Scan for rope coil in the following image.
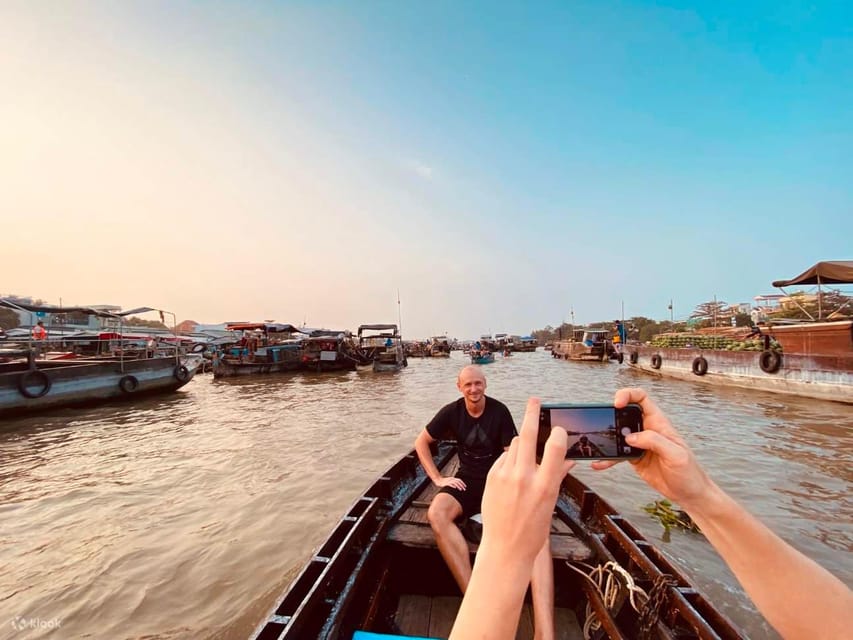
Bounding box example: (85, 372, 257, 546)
(567, 560, 675, 639)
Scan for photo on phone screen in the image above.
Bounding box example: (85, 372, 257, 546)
(537, 404, 644, 460)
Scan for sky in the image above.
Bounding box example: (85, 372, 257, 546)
(1, 1, 850, 338)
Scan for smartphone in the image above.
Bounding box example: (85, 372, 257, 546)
(538, 403, 644, 460)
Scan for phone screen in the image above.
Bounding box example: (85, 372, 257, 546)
(537, 404, 644, 459)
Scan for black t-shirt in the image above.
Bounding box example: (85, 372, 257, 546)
(425, 396, 517, 478)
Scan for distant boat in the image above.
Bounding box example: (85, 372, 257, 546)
(470, 351, 495, 365)
(357, 324, 407, 372)
(552, 328, 613, 362)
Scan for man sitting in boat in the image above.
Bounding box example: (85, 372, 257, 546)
(566, 435, 604, 458)
(414, 365, 556, 639)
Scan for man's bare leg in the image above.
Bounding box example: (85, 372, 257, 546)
(428, 493, 472, 592)
(530, 539, 555, 640)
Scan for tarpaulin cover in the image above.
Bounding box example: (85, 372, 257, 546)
(772, 261, 853, 287)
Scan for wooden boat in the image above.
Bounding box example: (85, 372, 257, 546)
(300, 333, 363, 372)
(552, 329, 613, 362)
(213, 323, 303, 379)
(0, 300, 201, 419)
(428, 336, 451, 358)
(358, 325, 408, 373)
(250, 443, 742, 639)
(626, 262, 853, 404)
(470, 351, 495, 365)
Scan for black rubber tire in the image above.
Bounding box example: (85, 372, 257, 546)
(651, 354, 662, 369)
(18, 370, 51, 398)
(617, 352, 624, 364)
(759, 350, 782, 374)
(191, 343, 206, 353)
(174, 365, 191, 382)
(119, 375, 139, 393)
(692, 356, 708, 376)
(629, 351, 639, 364)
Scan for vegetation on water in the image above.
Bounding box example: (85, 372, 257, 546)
(643, 499, 701, 541)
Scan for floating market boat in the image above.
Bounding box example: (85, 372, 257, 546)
(0, 299, 201, 420)
(358, 324, 407, 373)
(626, 261, 853, 404)
(249, 443, 742, 639)
(212, 323, 303, 379)
(552, 329, 614, 362)
(470, 351, 495, 365)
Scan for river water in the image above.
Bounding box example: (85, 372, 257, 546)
(1, 351, 850, 639)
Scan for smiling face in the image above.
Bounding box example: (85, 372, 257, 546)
(457, 365, 487, 406)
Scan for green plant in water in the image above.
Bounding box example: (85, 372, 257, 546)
(643, 499, 701, 542)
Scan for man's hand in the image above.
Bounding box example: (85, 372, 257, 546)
(591, 387, 716, 512)
(434, 476, 467, 491)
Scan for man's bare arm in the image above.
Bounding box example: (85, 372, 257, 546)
(414, 429, 466, 490)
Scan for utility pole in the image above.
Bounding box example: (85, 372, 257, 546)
(668, 299, 674, 324)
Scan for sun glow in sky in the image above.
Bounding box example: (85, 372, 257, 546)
(2, 2, 850, 338)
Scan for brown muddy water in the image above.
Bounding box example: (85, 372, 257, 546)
(1, 351, 850, 639)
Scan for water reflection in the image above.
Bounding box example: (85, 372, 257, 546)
(0, 350, 850, 639)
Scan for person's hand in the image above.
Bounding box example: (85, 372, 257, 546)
(434, 476, 466, 491)
(591, 388, 715, 511)
(479, 398, 575, 563)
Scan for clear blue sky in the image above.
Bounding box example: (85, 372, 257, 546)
(1, 1, 850, 337)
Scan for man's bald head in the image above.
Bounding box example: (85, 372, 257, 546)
(457, 365, 486, 385)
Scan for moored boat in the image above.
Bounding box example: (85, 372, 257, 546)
(249, 443, 742, 639)
(553, 329, 613, 362)
(213, 323, 303, 379)
(358, 324, 408, 373)
(625, 261, 853, 404)
(0, 299, 201, 419)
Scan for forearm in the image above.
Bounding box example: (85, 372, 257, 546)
(449, 544, 531, 640)
(688, 485, 853, 639)
(414, 436, 442, 483)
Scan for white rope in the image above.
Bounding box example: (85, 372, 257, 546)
(566, 560, 650, 639)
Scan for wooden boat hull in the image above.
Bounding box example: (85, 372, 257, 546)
(552, 341, 608, 362)
(213, 361, 301, 378)
(626, 345, 853, 404)
(250, 444, 742, 639)
(0, 356, 201, 420)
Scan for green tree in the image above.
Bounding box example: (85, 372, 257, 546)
(0, 308, 20, 329)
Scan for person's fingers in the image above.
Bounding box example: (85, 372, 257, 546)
(539, 426, 569, 481)
(626, 430, 686, 462)
(591, 460, 621, 471)
(503, 435, 520, 468)
(614, 388, 675, 436)
(516, 397, 541, 466)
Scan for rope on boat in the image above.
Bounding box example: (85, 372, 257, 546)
(567, 560, 671, 639)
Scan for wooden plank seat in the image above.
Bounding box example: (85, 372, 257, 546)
(390, 455, 593, 562)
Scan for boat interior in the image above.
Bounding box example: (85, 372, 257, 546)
(253, 444, 741, 640)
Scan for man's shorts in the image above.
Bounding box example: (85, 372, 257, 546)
(438, 473, 487, 520)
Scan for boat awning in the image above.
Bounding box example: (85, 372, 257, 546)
(772, 261, 853, 287)
(358, 324, 398, 332)
(225, 322, 302, 333)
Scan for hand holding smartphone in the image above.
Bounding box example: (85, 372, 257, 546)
(537, 403, 644, 460)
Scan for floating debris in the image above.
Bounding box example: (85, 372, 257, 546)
(643, 499, 701, 541)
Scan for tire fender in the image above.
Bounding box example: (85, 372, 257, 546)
(629, 351, 639, 364)
(174, 365, 191, 382)
(119, 375, 139, 393)
(759, 350, 782, 374)
(18, 370, 51, 398)
(692, 356, 708, 376)
(651, 354, 662, 370)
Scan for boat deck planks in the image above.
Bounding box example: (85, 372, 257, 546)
(395, 595, 583, 640)
(390, 453, 593, 562)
